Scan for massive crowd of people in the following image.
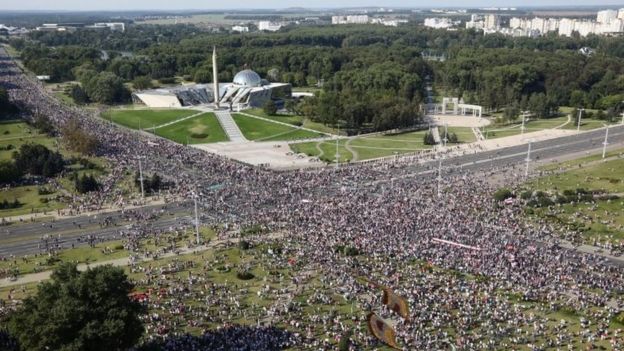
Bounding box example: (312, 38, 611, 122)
(1, 46, 623, 350)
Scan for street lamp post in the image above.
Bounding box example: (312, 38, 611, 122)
(577, 108, 584, 132)
(137, 157, 145, 199)
(525, 141, 532, 178)
(437, 157, 442, 198)
(602, 126, 609, 159)
(193, 194, 200, 245)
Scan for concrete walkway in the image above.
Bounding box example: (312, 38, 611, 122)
(215, 110, 247, 142)
(152, 111, 206, 130)
(237, 111, 333, 137)
(431, 126, 441, 144)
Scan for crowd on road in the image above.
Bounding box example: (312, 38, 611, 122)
(1, 48, 624, 350)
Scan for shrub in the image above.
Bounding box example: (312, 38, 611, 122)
(236, 270, 255, 280)
(239, 240, 251, 250)
(493, 188, 514, 201)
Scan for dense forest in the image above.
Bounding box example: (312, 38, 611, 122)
(10, 23, 624, 131)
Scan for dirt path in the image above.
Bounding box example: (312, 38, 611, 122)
(315, 141, 325, 159)
(345, 138, 359, 162)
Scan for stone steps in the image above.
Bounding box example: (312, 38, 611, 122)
(215, 110, 247, 142)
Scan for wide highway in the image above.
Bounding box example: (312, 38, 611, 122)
(1, 124, 623, 257)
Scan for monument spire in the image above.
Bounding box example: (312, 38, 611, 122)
(212, 46, 220, 108)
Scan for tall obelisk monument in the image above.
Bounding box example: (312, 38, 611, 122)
(212, 46, 220, 109)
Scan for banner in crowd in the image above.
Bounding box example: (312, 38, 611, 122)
(367, 313, 401, 350)
(382, 288, 410, 321)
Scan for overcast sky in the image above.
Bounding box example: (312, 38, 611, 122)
(1, 1, 623, 11)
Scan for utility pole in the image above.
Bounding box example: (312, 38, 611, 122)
(335, 124, 340, 169)
(602, 126, 609, 159)
(437, 157, 442, 198)
(521, 112, 526, 135)
(193, 194, 200, 245)
(138, 157, 145, 199)
(577, 108, 584, 131)
(525, 141, 532, 178)
(443, 123, 448, 147)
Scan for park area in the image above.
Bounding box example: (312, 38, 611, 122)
(102, 109, 230, 144)
(523, 148, 624, 245)
(1, 223, 622, 350)
(290, 127, 475, 163)
(0, 120, 124, 217)
(232, 113, 324, 142)
(481, 106, 616, 140)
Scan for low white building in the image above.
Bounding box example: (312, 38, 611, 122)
(258, 21, 284, 31)
(424, 18, 456, 29)
(331, 15, 370, 25)
(232, 25, 249, 33)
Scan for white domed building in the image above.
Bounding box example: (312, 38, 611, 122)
(132, 68, 292, 109)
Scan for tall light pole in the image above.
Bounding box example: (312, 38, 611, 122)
(137, 157, 145, 199)
(525, 141, 532, 178)
(335, 124, 340, 169)
(437, 157, 442, 198)
(602, 126, 609, 159)
(577, 108, 584, 132)
(193, 194, 200, 245)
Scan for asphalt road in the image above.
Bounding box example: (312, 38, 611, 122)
(1, 125, 623, 257)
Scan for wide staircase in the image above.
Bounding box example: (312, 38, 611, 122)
(431, 126, 442, 144)
(215, 110, 247, 142)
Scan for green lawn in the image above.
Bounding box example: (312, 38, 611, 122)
(291, 130, 441, 163)
(151, 113, 229, 144)
(232, 114, 322, 141)
(102, 109, 200, 130)
(529, 158, 624, 194)
(0, 120, 57, 161)
(525, 156, 624, 244)
(482, 116, 570, 139)
(243, 109, 337, 135)
(244, 108, 303, 126)
(0, 185, 64, 217)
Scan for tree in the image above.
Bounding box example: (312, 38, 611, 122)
(132, 76, 153, 91)
(0, 87, 18, 119)
(61, 118, 100, 155)
(70, 84, 89, 105)
(0, 160, 22, 184)
(75, 174, 100, 193)
(12, 144, 64, 177)
(7, 263, 144, 351)
(423, 131, 437, 145)
(84, 72, 130, 104)
(263, 100, 278, 116)
(193, 69, 212, 84)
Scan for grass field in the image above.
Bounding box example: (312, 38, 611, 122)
(1, 230, 620, 350)
(482, 116, 570, 139)
(0, 121, 126, 218)
(102, 109, 200, 131)
(232, 114, 322, 141)
(242, 109, 337, 135)
(290, 128, 477, 163)
(525, 154, 624, 244)
(0, 120, 57, 161)
(151, 113, 229, 144)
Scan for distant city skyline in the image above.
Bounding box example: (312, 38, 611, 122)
(1, 0, 624, 11)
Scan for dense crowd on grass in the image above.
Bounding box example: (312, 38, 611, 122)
(1, 46, 624, 350)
